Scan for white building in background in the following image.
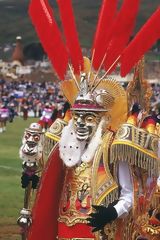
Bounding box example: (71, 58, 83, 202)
(16, 66, 32, 75)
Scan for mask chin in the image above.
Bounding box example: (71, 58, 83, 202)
(76, 133, 89, 141)
(75, 125, 96, 141)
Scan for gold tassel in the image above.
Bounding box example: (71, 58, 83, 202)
(111, 144, 159, 177)
(44, 137, 55, 157)
(103, 188, 119, 206)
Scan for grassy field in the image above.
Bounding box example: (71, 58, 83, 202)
(0, 117, 37, 240)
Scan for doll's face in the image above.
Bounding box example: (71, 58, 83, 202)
(72, 111, 102, 141)
(20, 130, 43, 162)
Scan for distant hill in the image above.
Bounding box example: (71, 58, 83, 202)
(0, 0, 159, 48)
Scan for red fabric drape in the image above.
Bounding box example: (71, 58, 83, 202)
(28, 145, 65, 240)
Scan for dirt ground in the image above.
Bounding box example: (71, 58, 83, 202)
(0, 224, 21, 240)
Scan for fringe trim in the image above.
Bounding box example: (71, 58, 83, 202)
(111, 144, 159, 177)
(44, 136, 55, 157)
(101, 188, 119, 207)
(151, 194, 160, 209)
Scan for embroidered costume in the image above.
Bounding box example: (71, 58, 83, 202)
(18, 0, 160, 239)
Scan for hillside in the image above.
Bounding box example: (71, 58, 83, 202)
(0, 0, 159, 47)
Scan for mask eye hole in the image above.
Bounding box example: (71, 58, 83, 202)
(25, 132, 31, 140)
(85, 115, 95, 123)
(33, 135, 40, 142)
(73, 114, 78, 121)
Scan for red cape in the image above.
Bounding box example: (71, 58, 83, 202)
(28, 145, 65, 240)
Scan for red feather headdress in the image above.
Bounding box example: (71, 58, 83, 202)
(120, 7, 160, 77)
(29, 0, 83, 79)
(57, 0, 84, 74)
(92, 0, 140, 73)
(29, 0, 160, 82)
(92, 0, 118, 70)
(29, 0, 68, 80)
(103, 0, 140, 73)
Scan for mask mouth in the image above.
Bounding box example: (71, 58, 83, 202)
(22, 148, 37, 156)
(22, 142, 38, 156)
(24, 151, 36, 156)
(76, 127, 89, 134)
(26, 141, 37, 148)
(76, 127, 90, 141)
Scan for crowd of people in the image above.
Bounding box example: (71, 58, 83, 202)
(0, 79, 70, 132)
(0, 78, 159, 133)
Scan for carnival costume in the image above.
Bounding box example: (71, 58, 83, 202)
(39, 103, 53, 131)
(18, 0, 160, 239)
(18, 123, 44, 239)
(0, 105, 9, 133)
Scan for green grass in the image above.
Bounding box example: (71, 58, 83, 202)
(0, 117, 37, 239)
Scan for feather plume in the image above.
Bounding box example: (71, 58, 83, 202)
(120, 7, 160, 77)
(28, 0, 68, 80)
(92, 0, 118, 70)
(57, 0, 84, 74)
(104, 0, 140, 73)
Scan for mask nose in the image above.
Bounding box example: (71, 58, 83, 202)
(77, 117, 85, 127)
(27, 135, 34, 142)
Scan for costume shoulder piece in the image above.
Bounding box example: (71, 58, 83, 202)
(44, 117, 68, 157)
(45, 118, 68, 142)
(45, 108, 71, 153)
(111, 122, 159, 176)
(110, 59, 160, 177)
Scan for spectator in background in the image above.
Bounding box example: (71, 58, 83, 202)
(0, 103, 9, 133)
(39, 102, 53, 131)
(22, 103, 29, 120)
(8, 102, 16, 122)
(0, 79, 159, 124)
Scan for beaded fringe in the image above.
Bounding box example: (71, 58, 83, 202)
(111, 144, 159, 177)
(44, 137, 55, 157)
(103, 188, 119, 207)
